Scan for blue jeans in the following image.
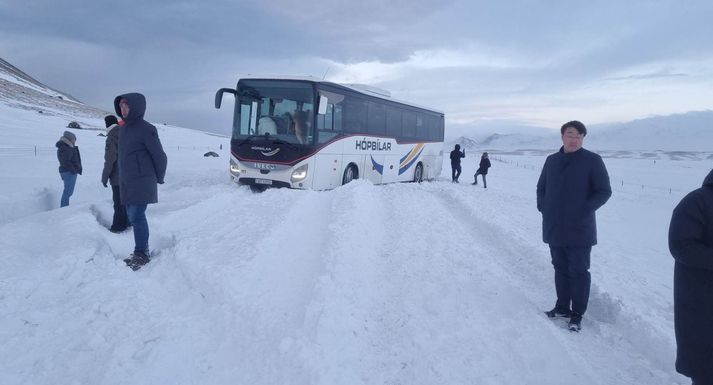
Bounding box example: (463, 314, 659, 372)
(126, 204, 149, 253)
(60, 171, 77, 207)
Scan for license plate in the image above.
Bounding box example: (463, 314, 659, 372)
(254, 178, 273, 185)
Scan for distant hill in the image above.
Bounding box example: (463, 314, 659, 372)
(0, 57, 109, 128)
(588, 110, 713, 151)
(448, 110, 713, 152)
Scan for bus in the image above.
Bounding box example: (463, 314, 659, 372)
(215, 76, 444, 190)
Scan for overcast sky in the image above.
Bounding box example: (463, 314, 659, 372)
(2, 0, 712, 136)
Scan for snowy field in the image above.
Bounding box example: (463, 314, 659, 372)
(1, 106, 709, 384)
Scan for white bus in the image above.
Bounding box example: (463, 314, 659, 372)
(215, 76, 444, 190)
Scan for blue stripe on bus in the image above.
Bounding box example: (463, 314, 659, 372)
(399, 147, 423, 175)
(370, 155, 384, 175)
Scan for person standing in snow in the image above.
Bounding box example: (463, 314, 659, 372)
(668, 169, 713, 385)
(56, 130, 82, 207)
(101, 115, 128, 233)
(472, 152, 491, 188)
(537, 120, 611, 332)
(450, 144, 465, 183)
(115, 93, 167, 270)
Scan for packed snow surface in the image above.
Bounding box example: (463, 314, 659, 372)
(1, 105, 706, 384)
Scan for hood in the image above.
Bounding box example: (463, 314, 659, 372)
(114, 93, 146, 122)
(703, 169, 713, 187)
(56, 138, 73, 148)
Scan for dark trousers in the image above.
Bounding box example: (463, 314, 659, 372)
(110, 185, 128, 231)
(451, 165, 461, 181)
(550, 245, 592, 315)
(474, 171, 487, 188)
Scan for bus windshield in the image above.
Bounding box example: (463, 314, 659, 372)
(233, 80, 314, 145)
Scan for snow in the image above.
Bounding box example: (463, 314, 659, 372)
(0, 101, 706, 384)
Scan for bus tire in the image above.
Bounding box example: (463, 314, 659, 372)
(413, 163, 424, 183)
(342, 164, 358, 185)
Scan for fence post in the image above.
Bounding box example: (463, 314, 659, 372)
(34, 145, 37, 157)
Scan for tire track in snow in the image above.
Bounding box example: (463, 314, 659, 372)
(426, 182, 681, 384)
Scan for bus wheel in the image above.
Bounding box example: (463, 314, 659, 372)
(342, 165, 358, 185)
(413, 163, 424, 183)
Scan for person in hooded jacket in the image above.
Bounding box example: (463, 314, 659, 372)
(101, 115, 128, 233)
(56, 130, 82, 207)
(669, 169, 713, 385)
(115, 93, 167, 270)
(537, 120, 611, 332)
(472, 152, 491, 188)
(449, 144, 465, 183)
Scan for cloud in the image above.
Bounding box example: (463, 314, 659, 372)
(1, 0, 713, 134)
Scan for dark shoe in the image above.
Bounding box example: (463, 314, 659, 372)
(109, 227, 127, 234)
(124, 251, 151, 271)
(472, 181, 477, 185)
(568, 313, 582, 332)
(545, 306, 572, 318)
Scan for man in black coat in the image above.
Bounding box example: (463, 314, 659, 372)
(669, 169, 713, 385)
(101, 115, 128, 233)
(449, 144, 465, 183)
(115, 93, 167, 270)
(537, 120, 611, 331)
(472, 152, 491, 188)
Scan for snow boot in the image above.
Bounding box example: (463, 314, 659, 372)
(124, 251, 151, 271)
(545, 306, 572, 318)
(568, 312, 582, 332)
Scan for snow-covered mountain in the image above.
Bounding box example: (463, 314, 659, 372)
(0, 57, 108, 129)
(451, 110, 713, 152)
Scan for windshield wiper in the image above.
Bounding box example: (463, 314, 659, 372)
(270, 138, 299, 150)
(236, 134, 264, 147)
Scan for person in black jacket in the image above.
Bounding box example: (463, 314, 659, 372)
(115, 93, 167, 270)
(537, 120, 611, 331)
(472, 152, 491, 188)
(101, 115, 128, 233)
(56, 130, 82, 207)
(669, 169, 713, 385)
(449, 144, 465, 183)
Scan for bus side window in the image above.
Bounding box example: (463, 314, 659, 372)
(386, 106, 402, 139)
(416, 113, 427, 140)
(344, 97, 367, 133)
(367, 102, 386, 136)
(318, 103, 342, 144)
(403, 111, 416, 138)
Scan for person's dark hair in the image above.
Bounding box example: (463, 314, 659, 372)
(561, 120, 587, 136)
(104, 115, 119, 128)
(455, 144, 461, 150)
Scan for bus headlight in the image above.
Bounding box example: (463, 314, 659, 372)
(230, 159, 241, 176)
(291, 164, 308, 183)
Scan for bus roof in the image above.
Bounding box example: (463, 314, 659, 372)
(237, 75, 444, 115)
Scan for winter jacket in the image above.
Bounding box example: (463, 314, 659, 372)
(669, 169, 713, 382)
(450, 149, 465, 166)
(476, 157, 491, 175)
(101, 124, 120, 186)
(536, 146, 611, 246)
(114, 93, 167, 205)
(56, 139, 82, 175)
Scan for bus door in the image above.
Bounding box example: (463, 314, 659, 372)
(314, 94, 344, 189)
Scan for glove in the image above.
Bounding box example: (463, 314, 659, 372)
(102, 181, 108, 188)
(157, 180, 165, 185)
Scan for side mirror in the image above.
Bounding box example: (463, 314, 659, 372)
(215, 88, 236, 109)
(317, 95, 328, 115)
